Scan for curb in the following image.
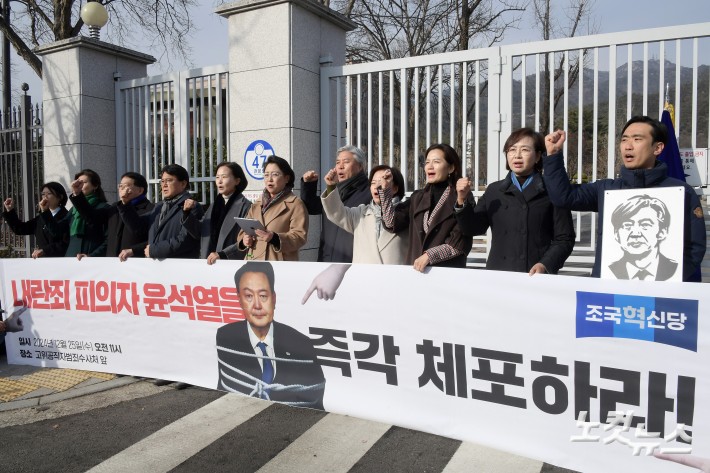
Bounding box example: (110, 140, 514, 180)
(0, 376, 140, 412)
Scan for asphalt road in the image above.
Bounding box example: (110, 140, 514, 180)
(0, 381, 578, 473)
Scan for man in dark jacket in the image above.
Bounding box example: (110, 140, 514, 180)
(543, 115, 706, 281)
(301, 145, 371, 262)
(70, 172, 155, 258)
(122, 164, 203, 260)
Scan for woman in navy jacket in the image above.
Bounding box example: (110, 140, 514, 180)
(455, 128, 575, 275)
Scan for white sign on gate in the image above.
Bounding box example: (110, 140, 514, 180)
(243, 140, 275, 180)
(680, 148, 708, 187)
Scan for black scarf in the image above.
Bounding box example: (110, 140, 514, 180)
(337, 171, 368, 203)
(208, 193, 237, 252)
(428, 181, 449, 213)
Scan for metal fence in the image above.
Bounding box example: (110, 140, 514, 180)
(320, 22, 710, 275)
(115, 65, 230, 205)
(0, 95, 44, 257)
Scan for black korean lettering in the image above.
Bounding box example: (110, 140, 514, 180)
(599, 366, 643, 427)
(647, 372, 695, 444)
(530, 356, 569, 415)
(309, 327, 352, 377)
(352, 333, 400, 385)
(416, 340, 467, 397)
(470, 347, 525, 408)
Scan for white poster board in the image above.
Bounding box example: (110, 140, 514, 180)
(601, 187, 684, 282)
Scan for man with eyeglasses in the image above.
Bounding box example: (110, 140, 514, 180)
(70, 172, 155, 259)
(127, 164, 203, 260)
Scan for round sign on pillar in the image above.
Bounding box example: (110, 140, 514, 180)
(244, 140, 275, 180)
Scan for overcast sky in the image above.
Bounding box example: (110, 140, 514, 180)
(11, 0, 710, 103)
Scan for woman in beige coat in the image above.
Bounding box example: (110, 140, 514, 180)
(238, 156, 308, 261)
(321, 165, 408, 265)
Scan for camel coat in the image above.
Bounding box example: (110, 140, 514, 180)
(237, 191, 308, 261)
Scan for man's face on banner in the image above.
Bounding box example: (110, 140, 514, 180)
(238, 271, 276, 334)
(615, 206, 666, 256)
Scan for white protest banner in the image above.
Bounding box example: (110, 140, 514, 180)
(0, 258, 707, 473)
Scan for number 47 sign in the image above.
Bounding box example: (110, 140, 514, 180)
(243, 140, 275, 180)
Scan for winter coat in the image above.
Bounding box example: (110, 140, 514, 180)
(455, 172, 575, 274)
(3, 207, 69, 257)
(301, 172, 371, 262)
(543, 152, 706, 280)
(321, 188, 408, 265)
(182, 193, 252, 259)
(237, 191, 308, 261)
(386, 184, 473, 268)
(70, 192, 155, 257)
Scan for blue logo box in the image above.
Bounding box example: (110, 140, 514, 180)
(576, 291, 698, 352)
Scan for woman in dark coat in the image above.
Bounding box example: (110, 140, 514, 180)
(47, 169, 110, 258)
(454, 127, 575, 274)
(380, 143, 473, 271)
(2, 182, 69, 258)
(182, 161, 251, 263)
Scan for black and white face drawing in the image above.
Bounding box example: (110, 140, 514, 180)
(601, 187, 684, 282)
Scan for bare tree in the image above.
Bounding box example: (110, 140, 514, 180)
(0, 0, 200, 78)
(327, 0, 524, 184)
(533, 0, 598, 132)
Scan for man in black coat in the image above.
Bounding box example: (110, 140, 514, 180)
(70, 172, 155, 258)
(216, 261, 326, 409)
(301, 145, 371, 262)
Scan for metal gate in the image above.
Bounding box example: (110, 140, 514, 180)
(320, 22, 710, 274)
(0, 94, 44, 257)
(115, 65, 229, 204)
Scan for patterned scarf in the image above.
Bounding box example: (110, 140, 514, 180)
(261, 188, 289, 214)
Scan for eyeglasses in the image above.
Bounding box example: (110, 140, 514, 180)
(506, 147, 535, 156)
(118, 184, 135, 190)
(262, 172, 283, 179)
(160, 178, 177, 185)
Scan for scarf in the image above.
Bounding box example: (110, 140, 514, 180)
(511, 171, 536, 192)
(208, 193, 237, 252)
(158, 192, 185, 226)
(261, 187, 290, 214)
(70, 192, 99, 237)
(428, 181, 449, 213)
(128, 194, 148, 207)
(337, 171, 368, 203)
(372, 196, 400, 240)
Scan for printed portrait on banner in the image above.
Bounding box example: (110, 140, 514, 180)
(215, 261, 326, 410)
(600, 187, 684, 282)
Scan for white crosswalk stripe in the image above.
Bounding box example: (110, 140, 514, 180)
(257, 413, 391, 473)
(86, 394, 270, 473)
(81, 389, 563, 473)
(443, 442, 543, 473)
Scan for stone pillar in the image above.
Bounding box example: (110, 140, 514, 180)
(36, 38, 155, 201)
(217, 0, 355, 260)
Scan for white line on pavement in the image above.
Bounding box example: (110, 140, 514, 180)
(442, 441, 543, 473)
(257, 413, 391, 473)
(87, 393, 270, 473)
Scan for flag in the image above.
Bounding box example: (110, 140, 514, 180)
(658, 109, 686, 182)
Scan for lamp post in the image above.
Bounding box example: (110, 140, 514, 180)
(80, 1, 109, 40)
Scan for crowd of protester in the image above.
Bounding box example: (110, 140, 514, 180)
(1, 115, 706, 282)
